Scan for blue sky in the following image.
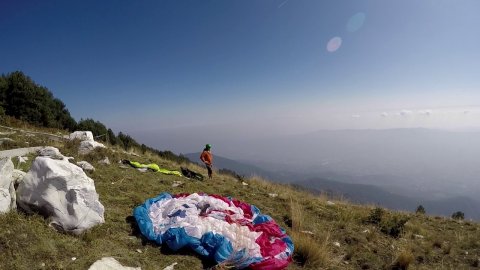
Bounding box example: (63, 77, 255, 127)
(1, 0, 479, 137)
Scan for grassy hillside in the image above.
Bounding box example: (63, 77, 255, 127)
(295, 178, 480, 221)
(1, 123, 480, 270)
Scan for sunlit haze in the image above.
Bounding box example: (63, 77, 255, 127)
(1, 1, 479, 137)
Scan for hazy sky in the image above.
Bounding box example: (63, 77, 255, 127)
(1, 0, 479, 136)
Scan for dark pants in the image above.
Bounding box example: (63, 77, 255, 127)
(206, 164, 212, 178)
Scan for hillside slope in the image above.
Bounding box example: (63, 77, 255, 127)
(1, 124, 479, 270)
(296, 178, 480, 220)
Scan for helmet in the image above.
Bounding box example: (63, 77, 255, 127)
(206, 144, 212, 149)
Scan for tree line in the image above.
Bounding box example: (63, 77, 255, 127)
(0, 71, 186, 163)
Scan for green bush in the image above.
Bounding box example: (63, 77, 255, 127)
(451, 211, 465, 220)
(365, 207, 384, 225)
(415, 205, 426, 215)
(380, 214, 409, 238)
(365, 208, 409, 238)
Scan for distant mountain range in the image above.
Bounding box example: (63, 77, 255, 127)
(184, 152, 480, 220)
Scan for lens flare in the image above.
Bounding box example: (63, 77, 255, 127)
(347, 12, 366, 32)
(326, 37, 342, 52)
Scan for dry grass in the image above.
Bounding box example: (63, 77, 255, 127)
(2, 122, 480, 270)
(391, 249, 414, 269)
(290, 230, 332, 269)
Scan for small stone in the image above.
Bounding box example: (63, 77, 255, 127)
(300, 230, 314, 235)
(333, 241, 341, 247)
(362, 229, 370, 233)
(242, 182, 248, 186)
(172, 181, 184, 187)
(41, 263, 46, 267)
(77, 161, 95, 172)
(72, 257, 77, 261)
(136, 249, 142, 253)
(99, 157, 110, 165)
(268, 193, 278, 198)
(413, 234, 424, 239)
(326, 201, 335, 205)
(163, 262, 178, 270)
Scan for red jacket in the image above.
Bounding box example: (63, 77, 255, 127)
(200, 150, 213, 165)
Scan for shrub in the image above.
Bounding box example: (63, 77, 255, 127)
(291, 231, 331, 268)
(451, 211, 464, 220)
(365, 207, 384, 225)
(415, 205, 425, 215)
(290, 200, 305, 231)
(391, 250, 414, 270)
(380, 214, 410, 238)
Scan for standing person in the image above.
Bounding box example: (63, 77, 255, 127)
(200, 144, 213, 179)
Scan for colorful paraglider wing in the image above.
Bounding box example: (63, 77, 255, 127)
(133, 193, 293, 269)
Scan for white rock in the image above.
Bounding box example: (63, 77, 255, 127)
(300, 230, 314, 235)
(333, 241, 341, 247)
(413, 234, 424, 239)
(77, 161, 95, 172)
(172, 181, 183, 187)
(17, 156, 28, 166)
(326, 201, 335, 206)
(17, 156, 105, 235)
(0, 188, 11, 213)
(88, 257, 141, 270)
(99, 157, 110, 165)
(268, 193, 278, 198)
(37, 147, 64, 159)
(12, 169, 26, 185)
(78, 140, 106, 155)
(163, 262, 178, 270)
(0, 147, 43, 159)
(69, 131, 94, 142)
(71, 257, 77, 261)
(0, 158, 14, 189)
(362, 229, 370, 233)
(242, 182, 249, 186)
(0, 158, 15, 213)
